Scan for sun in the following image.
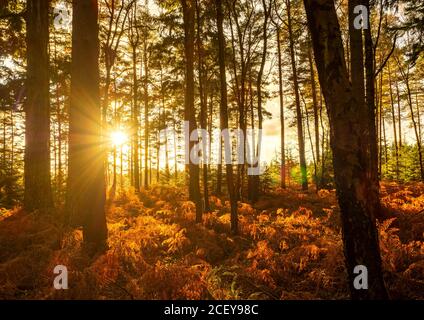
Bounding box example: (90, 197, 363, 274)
(110, 130, 128, 146)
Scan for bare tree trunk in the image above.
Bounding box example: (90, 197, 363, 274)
(396, 79, 402, 147)
(303, 0, 388, 299)
(250, 0, 270, 202)
(229, 2, 247, 201)
(215, 0, 238, 234)
(143, 3, 150, 189)
(364, 0, 381, 217)
(182, 0, 203, 223)
(132, 45, 140, 191)
(308, 35, 320, 188)
(24, 0, 53, 211)
(277, 27, 286, 189)
(66, 0, 107, 250)
(287, 0, 307, 191)
(196, 0, 210, 211)
(387, 63, 399, 180)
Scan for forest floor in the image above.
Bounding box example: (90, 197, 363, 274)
(0, 182, 423, 300)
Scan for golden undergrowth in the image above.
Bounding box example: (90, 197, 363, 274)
(0, 182, 423, 300)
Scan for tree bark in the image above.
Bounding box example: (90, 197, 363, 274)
(250, 0, 270, 202)
(277, 27, 286, 189)
(215, 0, 238, 234)
(182, 0, 203, 223)
(132, 45, 140, 191)
(287, 0, 307, 191)
(66, 0, 107, 250)
(308, 35, 320, 189)
(143, 2, 150, 189)
(196, 0, 210, 212)
(303, 0, 388, 299)
(387, 63, 399, 180)
(363, 0, 382, 217)
(24, 0, 53, 211)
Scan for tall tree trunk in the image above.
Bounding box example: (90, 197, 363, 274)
(196, 0, 210, 211)
(182, 0, 203, 223)
(277, 27, 286, 189)
(364, 0, 381, 216)
(132, 45, 140, 191)
(215, 0, 238, 234)
(67, 0, 107, 250)
(395, 79, 402, 147)
(378, 70, 387, 174)
(302, 94, 317, 191)
(387, 63, 399, 180)
(143, 9, 150, 189)
(348, 0, 365, 103)
(303, 0, 388, 299)
(24, 0, 53, 211)
(287, 0, 307, 191)
(250, 0, 270, 202)
(308, 35, 320, 188)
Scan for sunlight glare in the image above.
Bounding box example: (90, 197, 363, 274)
(110, 130, 128, 146)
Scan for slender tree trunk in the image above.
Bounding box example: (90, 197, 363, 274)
(348, 0, 365, 103)
(378, 69, 387, 174)
(287, 0, 307, 190)
(250, 0, 270, 202)
(132, 46, 140, 191)
(196, 0, 210, 211)
(143, 54, 150, 189)
(416, 87, 423, 174)
(143, 20, 150, 189)
(302, 94, 317, 191)
(387, 63, 399, 180)
(378, 74, 382, 177)
(182, 0, 203, 223)
(304, 0, 388, 299)
(24, 0, 53, 211)
(277, 27, 286, 189)
(308, 35, 320, 188)
(247, 67, 256, 200)
(395, 79, 402, 147)
(364, 0, 381, 217)
(66, 0, 107, 250)
(215, 0, 238, 234)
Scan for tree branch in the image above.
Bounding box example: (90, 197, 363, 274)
(374, 34, 397, 78)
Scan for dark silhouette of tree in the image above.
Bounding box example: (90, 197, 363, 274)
(66, 0, 108, 251)
(303, 0, 388, 299)
(24, 0, 53, 211)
